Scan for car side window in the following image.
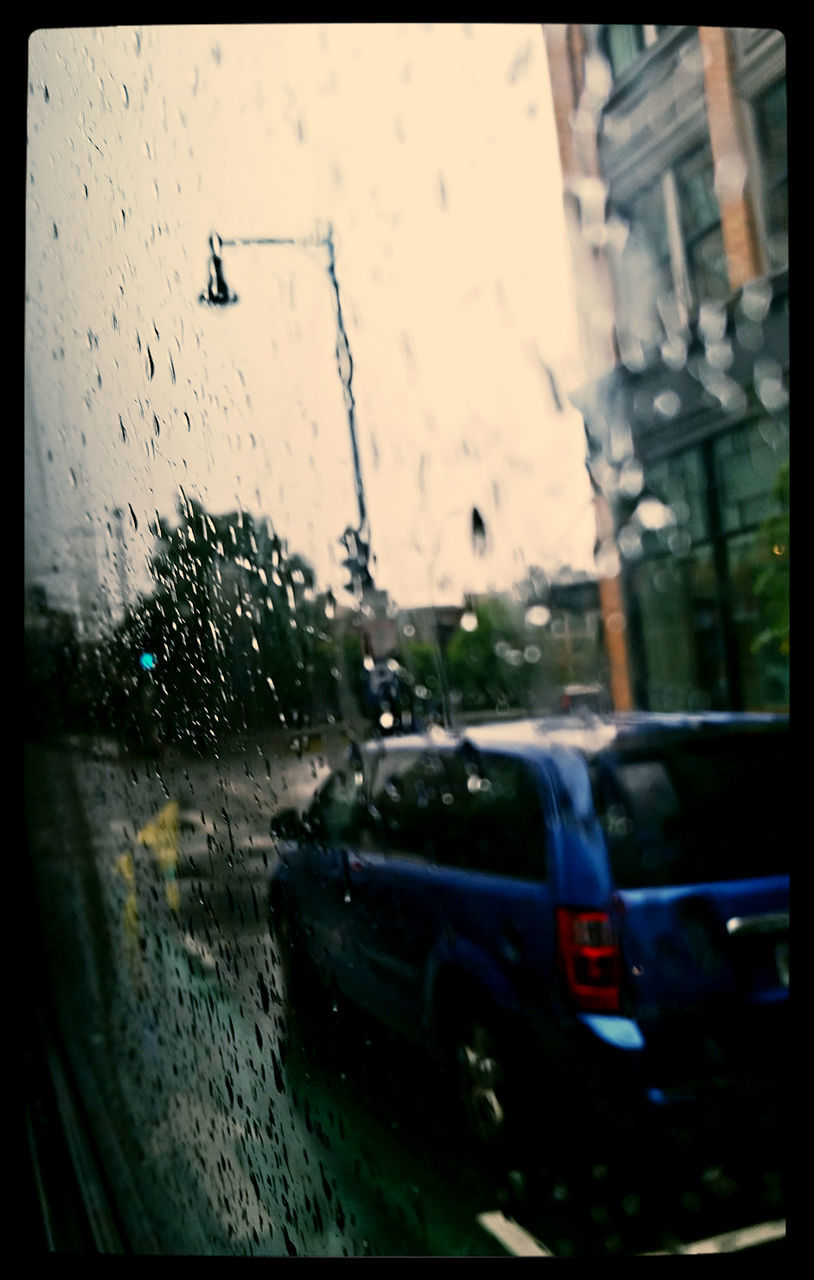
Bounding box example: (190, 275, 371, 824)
(308, 769, 366, 844)
(369, 750, 444, 860)
(597, 731, 790, 887)
(592, 755, 682, 887)
(438, 753, 547, 881)
(369, 748, 546, 880)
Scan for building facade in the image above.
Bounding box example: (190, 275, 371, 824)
(545, 25, 789, 712)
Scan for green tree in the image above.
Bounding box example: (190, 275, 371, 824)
(112, 496, 338, 747)
(445, 597, 533, 712)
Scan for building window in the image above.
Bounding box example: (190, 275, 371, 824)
(647, 447, 709, 547)
(630, 544, 726, 712)
(602, 24, 670, 80)
(631, 420, 789, 713)
(713, 416, 789, 536)
(612, 177, 675, 358)
(753, 76, 788, 270)
(615, 143, 729, 341)
(628, 179, 671, 274)
(604, 25, 648, 79)
(673, 144, 729, 304)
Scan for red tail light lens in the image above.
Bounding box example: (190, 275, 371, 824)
(556, 907, 621, 1013)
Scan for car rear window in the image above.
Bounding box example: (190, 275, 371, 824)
(593, 727, 789, 887)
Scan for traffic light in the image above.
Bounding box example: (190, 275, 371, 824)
(339, 528, 373, 595)
(139, 651, 157, 671)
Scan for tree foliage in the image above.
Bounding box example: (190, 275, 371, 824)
(109, 497, 341, 747)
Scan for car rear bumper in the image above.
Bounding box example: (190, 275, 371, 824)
(522, 1004, 787, 1142)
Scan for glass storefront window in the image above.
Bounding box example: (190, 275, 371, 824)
(714, 418, 789, 535)
(630, 545, 723, 711)
(646, 447, 708, 546)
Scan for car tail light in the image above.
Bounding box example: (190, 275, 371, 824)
(556, 907, 622, 1013)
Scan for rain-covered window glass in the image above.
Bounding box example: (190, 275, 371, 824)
(25, 21, 788, 1262)
(673, 144, 728, 304)
(753, 77, 788, 271)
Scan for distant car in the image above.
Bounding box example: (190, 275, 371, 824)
(269, 713, 789, 1150)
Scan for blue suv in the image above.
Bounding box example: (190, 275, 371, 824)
(269, 713, 789, 1148)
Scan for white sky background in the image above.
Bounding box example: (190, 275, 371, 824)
(25, 23, 596, 615)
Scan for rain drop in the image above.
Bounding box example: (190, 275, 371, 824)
(618, 458, 644, 497)
(594, 540, 621, 578)
(618, 524, 643, 560)
(525, 604, 551, 628)
(633, 497, 675, 531)
(653, 390, 682, 419)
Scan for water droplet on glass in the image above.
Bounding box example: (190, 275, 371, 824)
(594, 540, 621, 578)
(698, 301, 727, 344)
(668, 529, 693, 556)
(618, 458, 644, 498)
(653, 389, 682, 419)
(739, 279, 772, 323)
(661, 334, 688, 370)
(525, 604, 551, 628)
(460, 610, 478, 632)
(618, 524, 643, 560)
(633, 497, 676, 531)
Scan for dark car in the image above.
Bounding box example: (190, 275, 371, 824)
(269, 713, 789, 1150)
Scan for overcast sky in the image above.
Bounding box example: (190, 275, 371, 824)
(25, 23, 597, 616)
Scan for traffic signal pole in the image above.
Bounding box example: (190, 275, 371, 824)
(200, 224, 373, 597)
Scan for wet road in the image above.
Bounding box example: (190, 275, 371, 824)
(25, 734, 786, 1256)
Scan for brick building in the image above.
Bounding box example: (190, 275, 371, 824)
(544, 25, 789, 712)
